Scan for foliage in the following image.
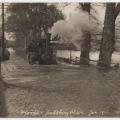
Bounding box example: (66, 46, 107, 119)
(6, 3, 64, 46)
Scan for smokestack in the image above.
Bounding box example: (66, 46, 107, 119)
(46, 33, 51, 41)
(45, 33, 51, 54)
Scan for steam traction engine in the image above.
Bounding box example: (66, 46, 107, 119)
(27, 33, 58, 65)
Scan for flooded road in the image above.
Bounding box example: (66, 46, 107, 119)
(2, 50, 120, 117)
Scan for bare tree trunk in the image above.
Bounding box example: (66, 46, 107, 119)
(80, 32, 91, 65)
(80, 3, 91, 66)
(0, 76, 7, 117)
(98, 3, 116, 68)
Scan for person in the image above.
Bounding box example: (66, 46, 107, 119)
(27, 41, 38, 65)
(26, 42, 33, 53)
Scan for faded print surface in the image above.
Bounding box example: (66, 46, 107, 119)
(1, 3, 120, 117)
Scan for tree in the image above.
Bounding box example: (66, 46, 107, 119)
(0, 77, 7, 117)
(98, 3, 120, 68)
(79, 3, 91, 66)
(6, 4, 32, 47)
(6, 3, 64, 47)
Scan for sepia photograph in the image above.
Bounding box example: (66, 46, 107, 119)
(0, 2, 120, 117)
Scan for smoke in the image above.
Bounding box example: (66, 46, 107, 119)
(51, 8, 97, 50)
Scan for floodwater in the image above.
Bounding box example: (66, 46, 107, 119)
(1, 48, 120, 117)
(57, 50, 120, 64)
(7, 48, 120, 63)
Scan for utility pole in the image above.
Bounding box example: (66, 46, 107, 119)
(2, 3, 5, 61)
(0, 2, 4, 80)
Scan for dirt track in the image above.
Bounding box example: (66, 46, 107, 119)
(2, 52, 120, 117)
